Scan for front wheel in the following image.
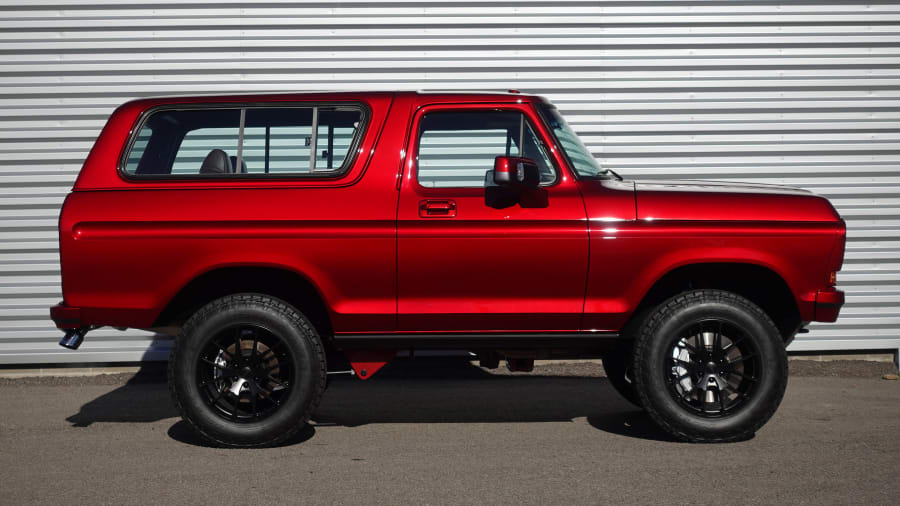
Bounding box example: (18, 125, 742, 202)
(632, 290, 788, 443)
(168, 294, 326, 448)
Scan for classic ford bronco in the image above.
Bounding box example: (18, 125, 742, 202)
(51, 91, 846, 447)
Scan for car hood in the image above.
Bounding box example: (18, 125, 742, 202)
(635, 179, 814, 196)
(630, 179, 840, 222)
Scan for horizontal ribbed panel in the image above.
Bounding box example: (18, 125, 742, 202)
(1, 1, 898, 363)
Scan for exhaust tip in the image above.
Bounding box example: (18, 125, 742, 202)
(59, 329, 84, 350)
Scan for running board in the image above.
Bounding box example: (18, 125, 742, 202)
(332, 332, 619, 350)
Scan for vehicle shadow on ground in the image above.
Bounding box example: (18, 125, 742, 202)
(314, 358, 680, 443)
(65, 363, 177, 427)
(166, 420, 317, 448)
(65, 358, 679, 446)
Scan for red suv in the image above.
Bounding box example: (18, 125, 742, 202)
(51, 91, 846, 447)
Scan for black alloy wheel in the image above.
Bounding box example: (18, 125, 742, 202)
(197, 323, 294, 423)
(664, 319, 760, 418)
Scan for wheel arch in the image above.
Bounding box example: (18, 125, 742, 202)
(626, 262, 802, 342)
(153, 265, 333, 339)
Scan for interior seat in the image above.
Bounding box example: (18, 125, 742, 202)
(199, 149, 233, 174)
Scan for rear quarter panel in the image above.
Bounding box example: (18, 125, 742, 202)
(59, 93, 411, 333)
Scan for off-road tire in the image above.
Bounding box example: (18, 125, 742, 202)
(168, 294, 326, 448)
(632, 289, 788, 443)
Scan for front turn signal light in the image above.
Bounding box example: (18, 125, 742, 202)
(828, 271, 837, 286)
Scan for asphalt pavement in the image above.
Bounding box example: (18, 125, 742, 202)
(1, 359, 898, 505)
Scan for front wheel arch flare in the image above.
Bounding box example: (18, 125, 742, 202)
(625, 262, 801, 341)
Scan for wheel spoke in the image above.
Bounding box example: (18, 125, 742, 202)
(250, 382, 260, 419)
(266, 374, 290, 389)
(693, 385, 706, 412)
(674, 358, 694, 369)
(250, 329, 259, 359)
(722, 335, 747, 353)
(693, 340, 708, 360)
(680, 340, 698, 354)
(714, 321, 723, 356)
(207, 387, 225, 408)
(200, 357, 231, 373)
(209, 340, 233, 360)
(262, 362, 284, 374)
(727, 370, 758, 382)
(728, 353, 757, 366)
(233, 328, 243, 363)
(257, 386, 277, 402)
(257, 344, 285, 362)
(231, 386, 240, 421)
(198, 378, 223, 390)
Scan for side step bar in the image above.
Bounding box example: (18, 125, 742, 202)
(332, 331, 620, 350)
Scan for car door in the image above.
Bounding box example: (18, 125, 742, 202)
(397, 103, 589, 333)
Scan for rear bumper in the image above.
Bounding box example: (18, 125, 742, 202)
(814, 288, 845, 322)
(50, 303, 83, 329)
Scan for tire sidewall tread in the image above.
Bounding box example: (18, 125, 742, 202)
(632, 289, 788, 443)
(168, 293, 327, 448)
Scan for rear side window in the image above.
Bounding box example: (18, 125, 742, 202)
(123, 105, 365, 177)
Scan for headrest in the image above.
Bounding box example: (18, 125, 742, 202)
(199, 149, 233, 174)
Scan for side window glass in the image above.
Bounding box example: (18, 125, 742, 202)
(124, 106, 362, 176)
(171, 110, 241, 174)
(127, 108, 241, 175)
(416, 111, 555, 188)
(315, 110, 361, 170)
(124, 127, 152, 173)
(242, 108, 313, 174)
(172, 126, 241, 174)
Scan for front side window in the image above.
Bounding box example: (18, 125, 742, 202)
(416, 110, 556, 188)
(123, 105, 364, 177)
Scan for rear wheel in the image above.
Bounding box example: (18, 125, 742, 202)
(168, 294, 326, 448)
(632, 290, 787, 443)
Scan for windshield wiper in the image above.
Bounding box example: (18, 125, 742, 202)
(601, 168, 624, 181)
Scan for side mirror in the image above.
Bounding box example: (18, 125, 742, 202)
(493, 156, 540, 188)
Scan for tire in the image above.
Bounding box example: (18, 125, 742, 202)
(632, 289, 788, 443)
(168, 294, 326, 448)
(602, 342, 642, 408)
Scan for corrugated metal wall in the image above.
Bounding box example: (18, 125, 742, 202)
(1, 1, 898, 363)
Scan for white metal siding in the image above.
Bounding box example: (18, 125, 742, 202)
(1, 1, 898, 363)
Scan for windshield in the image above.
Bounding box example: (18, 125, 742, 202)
(538, 103, 606, 178)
